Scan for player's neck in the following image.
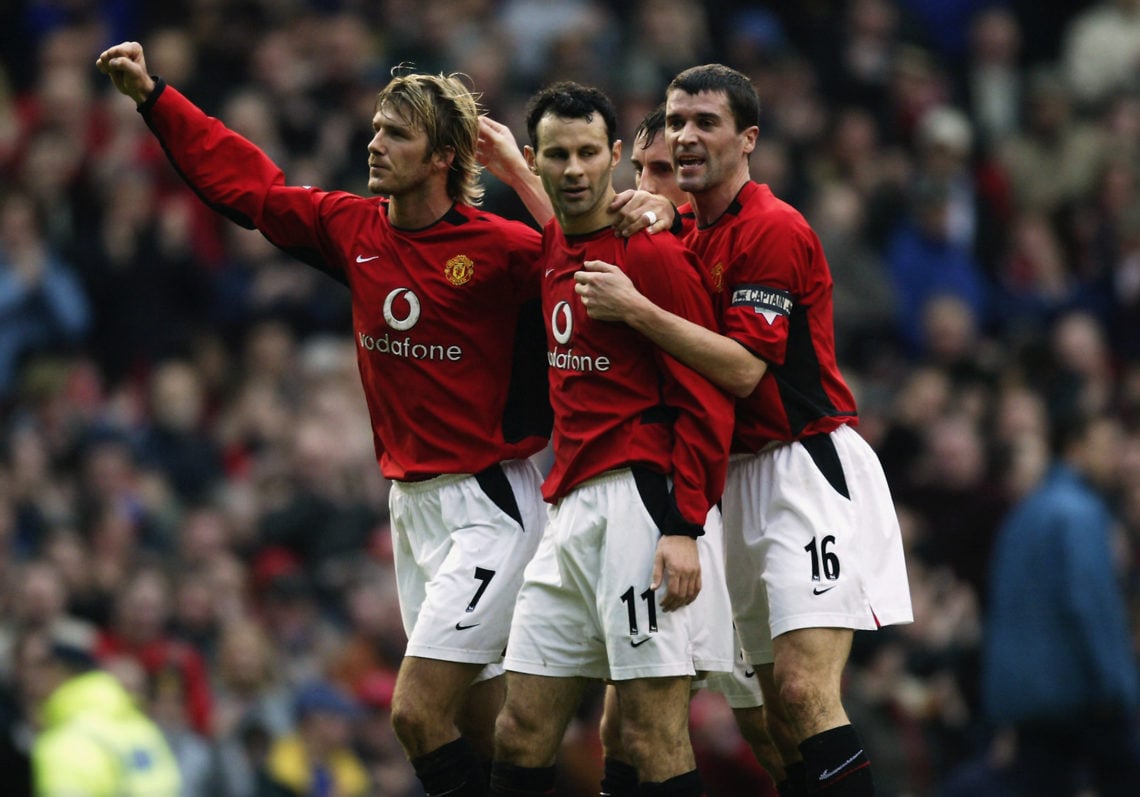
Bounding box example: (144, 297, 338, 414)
(689, 171, 750, 228)
(387, 182, 456, 230)
(558, 187, 617, 237)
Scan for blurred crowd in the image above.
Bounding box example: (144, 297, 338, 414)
(1, 0, 1140, 795)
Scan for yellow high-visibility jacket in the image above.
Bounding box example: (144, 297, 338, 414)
(33, 670, 182, 797)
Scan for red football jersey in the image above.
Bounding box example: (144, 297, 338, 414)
(540, 222, 733, 526)
(685, 182, 857, 451)
(142, 82, 550, 480)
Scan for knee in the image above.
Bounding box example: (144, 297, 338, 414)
(493, 699, 543, 761)
(390, 692, 438, 753)
(774, 668, 838, 732)
(619, 715, 688, 771)
(618, 723, 653, 771)
(776, 670, 817, 716)
(598, 702, 624, 759)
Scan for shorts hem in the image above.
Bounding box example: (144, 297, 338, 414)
(504, 658, 607, 679)
(405, 644, 503, 665)
(692, 657, 734, 674)
(720, 693, 765, 709)
(769, 611, 893, 638)
(870, 610, 914, 627)
(607, 663, 697, 681)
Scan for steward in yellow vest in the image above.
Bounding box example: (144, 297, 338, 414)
(27, 624, 182, 797)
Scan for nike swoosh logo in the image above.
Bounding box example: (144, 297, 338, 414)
(630, 637, 652, 648)
(455, 622, 480, 630)
(356, 254, 380, 263)
(744, 668, 756, 678)
(813, 584, 837, 595)
(544, 268, 555, 277)
(819, 750, 864, 781)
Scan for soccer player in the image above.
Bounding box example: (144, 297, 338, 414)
(597, 104, 785, 797)
(574, 65, 914, 797)
(478, 103, 783, 795)
(488, 82, 734, 797)
(97, 41, 551, 797)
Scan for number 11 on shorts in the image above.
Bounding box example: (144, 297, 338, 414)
(620, 585, 658, 636)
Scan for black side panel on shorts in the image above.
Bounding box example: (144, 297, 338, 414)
(800, 433, 850, 500)
(631, 466, 669, 530)
(475, 463, 524, 529)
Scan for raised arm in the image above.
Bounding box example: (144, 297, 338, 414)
(575, 260, 767, 398)
(95, 41, 157, 105)
(477, 116, 553, 226)
(95, 40, 346, 279)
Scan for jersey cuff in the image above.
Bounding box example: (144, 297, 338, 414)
(137, 76, 167, 114)
(661, 492, 704, 538)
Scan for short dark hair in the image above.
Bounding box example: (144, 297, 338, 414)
(635, 103, 667, 149)
(667, 63, 760, 133)
(525, 81, 619, 149)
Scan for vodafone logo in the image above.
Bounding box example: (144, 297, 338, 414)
(361, 287, 463, 362)
(383, 288, 421, 331)
(551, 301, 573, 344)
(547, 300, 609, 372)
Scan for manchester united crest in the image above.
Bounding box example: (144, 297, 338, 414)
(710, 262, 725, 293)
(445, 255, 474, 286)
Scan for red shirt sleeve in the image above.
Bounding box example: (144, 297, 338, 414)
(140, 80, 350, 281)
(721, 211, 820, 368)
(627, 234, 734, 526)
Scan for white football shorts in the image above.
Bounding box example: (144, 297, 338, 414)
(504, 467, 734, 681)
(721, 424, 913, 666)
(390, 458, 546, 681)
(701, 634, 764, 709)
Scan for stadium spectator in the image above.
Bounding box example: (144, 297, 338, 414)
(978, 410, 1140, 795)
(0, 190, 89, 400)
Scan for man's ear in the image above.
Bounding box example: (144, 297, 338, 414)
(611, 139, 622, 168)
(433, 146, 456, 172)
(741, 125, 760, 157)
(524, 145, 538, 174)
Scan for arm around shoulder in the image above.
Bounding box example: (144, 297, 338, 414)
(575, 260, 766, 397)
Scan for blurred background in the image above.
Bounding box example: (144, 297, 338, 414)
(0, 1, 1139, 795)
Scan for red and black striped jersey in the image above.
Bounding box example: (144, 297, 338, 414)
(141, 82, 550, 480)
(685, 182, 857, 452)
(539, 221, 733, 527)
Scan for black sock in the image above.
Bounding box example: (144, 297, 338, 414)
(601, 757, 639, 796)
(799, 725, 873, 795)
(488, 762, 556, 796)
(639, 769, 703, 796)
(778, 761, 807, 797)
(411, 737, 487, 796)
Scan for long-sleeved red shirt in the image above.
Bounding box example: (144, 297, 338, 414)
(539, 221, 733, 528)
(685, 182, 857, 451)
(141, 81, 550, 480)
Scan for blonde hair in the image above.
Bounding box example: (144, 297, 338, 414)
(375, 68, 484, 206)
